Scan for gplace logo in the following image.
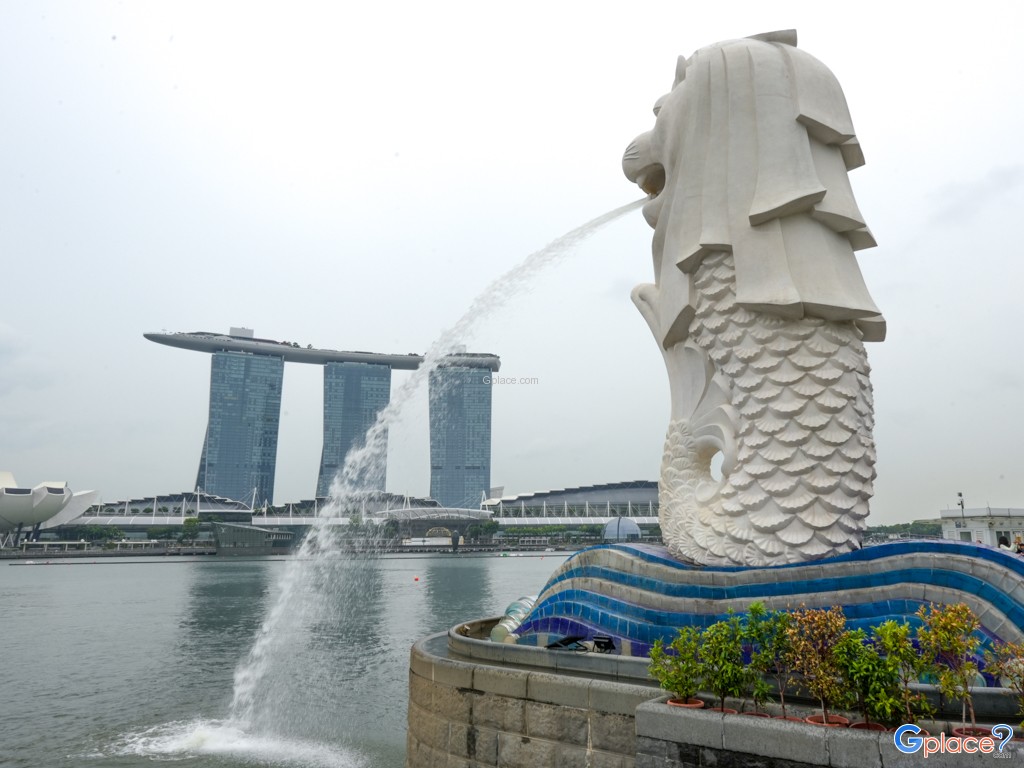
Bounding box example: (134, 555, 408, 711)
(893, 724, 1015, 758)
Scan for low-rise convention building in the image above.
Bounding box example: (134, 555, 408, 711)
(941, 506, 1024, 547)
(482, 481, 658, 525)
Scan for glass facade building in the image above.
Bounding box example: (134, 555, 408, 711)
(317, 362, 392, 498)
(429, 366, 493, 508)
(148, 331, 498, 506)
(196, 351, 284, 506)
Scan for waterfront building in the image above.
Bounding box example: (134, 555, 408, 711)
(72, 491, 253, 527)
(940, 506, 1024, 547)
(317, 361, 392, 497)
(483, 481, 659, 524)
(603, 516, 643, 541)
(196, 349, 284, 506)
(212, 521, 294, 555)
(0, 472, 100, 545)
(145, 330, 500, 504)
(429, 361, 496, 508)
(480, 482, 659, 549)
(66, 492, 491, 546)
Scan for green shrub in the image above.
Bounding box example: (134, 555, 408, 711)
(916, 603, 981, 730)
(875, 619, 935, 723)
(985, 640, 1024, 729)
(745, 602, 793, 715)
(649, 626, 702, 702)
(788, 606, 851, 722)
(833, 628, 901, 726)
(701, 614, 748, 711)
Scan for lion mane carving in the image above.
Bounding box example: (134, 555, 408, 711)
(624, 30, 885, 567)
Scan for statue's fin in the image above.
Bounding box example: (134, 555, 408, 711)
(747, 29, 797, 46)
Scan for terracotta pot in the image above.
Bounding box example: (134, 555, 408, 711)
(805, 714, 850, 727)
(952, 726, 992, 738)
(741, 712, 771, 718)
(850, 721, 887, 731)
(707, 707, 739, 714)
(666, 697, 704, 708)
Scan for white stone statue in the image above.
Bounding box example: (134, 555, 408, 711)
(624, 31, 885, 567)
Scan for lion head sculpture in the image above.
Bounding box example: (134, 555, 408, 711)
(625, 31, 885, 567)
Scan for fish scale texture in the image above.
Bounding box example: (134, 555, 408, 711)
(662, 252, 876, 566)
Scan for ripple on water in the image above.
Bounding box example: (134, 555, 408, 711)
(107, 719, 368, 767)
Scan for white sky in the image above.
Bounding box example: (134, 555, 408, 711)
(2, 1, 1022, 525)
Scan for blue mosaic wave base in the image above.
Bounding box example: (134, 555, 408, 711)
(515, 541, 1024, 662)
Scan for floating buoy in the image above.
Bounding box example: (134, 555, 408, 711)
(414, 576, 419, 581)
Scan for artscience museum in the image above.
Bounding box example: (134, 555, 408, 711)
(0, 471, 99, 544)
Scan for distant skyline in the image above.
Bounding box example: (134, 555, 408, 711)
(2, 2, 1023, 525)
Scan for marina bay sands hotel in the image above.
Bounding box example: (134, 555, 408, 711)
(145, 329, 500, 509)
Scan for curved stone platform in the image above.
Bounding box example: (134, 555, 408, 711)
(407, 617, 1021, 767)
(514, 541, 1024, 658)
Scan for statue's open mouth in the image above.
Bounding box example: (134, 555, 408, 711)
(623, 134, 665, 231)
(622, 134, 664, 198)
(636, 165, 665, 197)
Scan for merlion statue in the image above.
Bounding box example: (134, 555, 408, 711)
(624, 30, 884, 567)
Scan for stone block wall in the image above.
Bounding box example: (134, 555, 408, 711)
(407, 633, 660, 767)
(409, 624, 1024, 768)
(633, 700, 1024, 768)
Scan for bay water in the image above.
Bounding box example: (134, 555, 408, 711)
(1, 553, 565, 767)
(2, 201, 643, 766)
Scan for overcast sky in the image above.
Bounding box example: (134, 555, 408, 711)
(2, 2, 1022, 525)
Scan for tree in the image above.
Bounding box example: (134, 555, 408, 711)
(875, 619, 934, 723)
(867, 521, 942, 538)
(916, 603, 982, 731)
(745, 602, 793, 715)
(985, 640, 1024, 729)
(649, 626, 703, 704)
(833, 628, 901, 726)
(700, 614, 749, 711)
(80, 525, 110, 542)
(179, 517, 201, 543)
(788, 606, 851, 724)
(380, 519, 400, 540)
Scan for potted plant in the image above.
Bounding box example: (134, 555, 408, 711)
(700, 614, 747, 713)
(833, 628, 899, 730)
(746, 602, 798, 719)
(788, 606, 851, 726)
(916, 603, 983, 736)
(984, 639, 1024, 732)
(649, 625, 704, 708)
(875, 619, 935, 730)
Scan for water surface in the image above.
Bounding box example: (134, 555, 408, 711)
(2, 553, 564, 767)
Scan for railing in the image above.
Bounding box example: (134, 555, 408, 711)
(488, 501, 659, 519)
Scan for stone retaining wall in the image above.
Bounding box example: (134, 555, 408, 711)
(408, 623, 1023, 768)
(407, 632, 660, 767)
(633, 699, 1024, 768)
